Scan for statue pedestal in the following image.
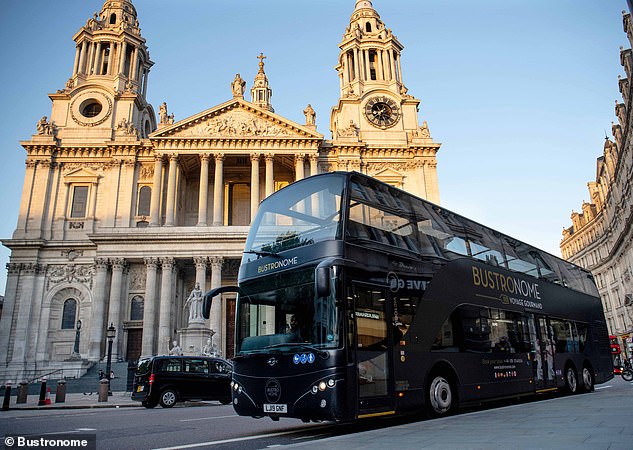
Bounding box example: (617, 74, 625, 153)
(178, 327, 214, 356)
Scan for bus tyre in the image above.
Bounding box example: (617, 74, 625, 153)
(565, 366, 578, 394)
(581, 366, 594, 392)
(159, 389, 178, 408)
(427, 375, 454, 417)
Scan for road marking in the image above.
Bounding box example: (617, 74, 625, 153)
(595, 385, 612, 390)
(152, 430, 306, 450)
(179, 414, 236, 422)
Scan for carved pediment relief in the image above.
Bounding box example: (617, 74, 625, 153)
(187, 109, 293, 138)
(151, 100, 322, 140)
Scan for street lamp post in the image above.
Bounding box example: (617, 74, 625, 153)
(71, 319, 82, 359)
(105, 323, 116, 396)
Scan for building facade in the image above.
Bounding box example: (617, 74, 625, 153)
(0, 0, 441, 380)
(560, 11, 633, 361)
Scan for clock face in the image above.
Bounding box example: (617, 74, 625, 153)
(364, 96, 400, 128)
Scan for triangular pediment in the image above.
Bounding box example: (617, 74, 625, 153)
(150, 98, 322, 140)
(372, 167, 405, 178)
(63, 167, 101, 182)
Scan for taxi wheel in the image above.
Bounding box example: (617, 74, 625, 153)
(159, 389, 178, 408)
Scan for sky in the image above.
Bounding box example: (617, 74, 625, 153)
(0, 0, 629, 294)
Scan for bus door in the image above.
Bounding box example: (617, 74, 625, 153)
(352, 283, 395, 416)
(529, 315, 557, 390)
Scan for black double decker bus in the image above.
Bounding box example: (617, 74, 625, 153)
(203, 172, 612, 422)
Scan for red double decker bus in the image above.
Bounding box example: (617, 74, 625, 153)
(610, 335, 622, 374)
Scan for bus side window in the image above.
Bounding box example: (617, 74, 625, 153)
(431, 315, 458, 351)
(576, 322, 588, 352)
(458, 305, 491, 353)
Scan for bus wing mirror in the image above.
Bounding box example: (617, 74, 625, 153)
(203, 286, 239, 319)
(316, 267, 331, 298)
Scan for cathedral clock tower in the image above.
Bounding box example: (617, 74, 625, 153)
(327, 0, 441, 203)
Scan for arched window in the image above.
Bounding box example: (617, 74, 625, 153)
(61, 299, 77, 329)
(365, 22, 372, 32)
(110, 13, 117, 24)
(137, 186, 151, 216)
(130, 296, 144, 321)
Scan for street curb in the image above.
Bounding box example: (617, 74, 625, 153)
(2, 400, 215, 411)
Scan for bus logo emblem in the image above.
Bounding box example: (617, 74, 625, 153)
(265, 379, 281, 403)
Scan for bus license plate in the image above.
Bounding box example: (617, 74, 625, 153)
(264, 403, 287, 414)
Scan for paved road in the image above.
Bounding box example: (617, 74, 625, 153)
(1, 377, 632, 449)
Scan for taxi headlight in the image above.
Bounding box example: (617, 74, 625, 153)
(318, 381, 327, 391)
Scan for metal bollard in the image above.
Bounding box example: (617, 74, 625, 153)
(16, 382, 28, 404)
(55, 379, 67, 403)
(37, 378, 47, 406)
(2, 382, 11, 411)
(98, 379, 109, 402)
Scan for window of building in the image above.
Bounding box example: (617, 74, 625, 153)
(137, 186, 151, 216)
(365, 22, 372, 32)
(70, 186, 89, 218)
(130, 296, 144, 321)
(110, 13, 117, 24)
(61, 299, 77, 329)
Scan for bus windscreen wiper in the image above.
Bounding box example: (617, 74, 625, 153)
(243, 250, 281, 258)
(265, 342, 329, 359)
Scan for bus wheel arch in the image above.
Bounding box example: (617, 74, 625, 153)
(564, 362, 578, 394)
(581, 362, 594, 392)
(425, 362, 459, 418)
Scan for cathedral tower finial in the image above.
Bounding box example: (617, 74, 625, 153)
(251, 53, 274, 112)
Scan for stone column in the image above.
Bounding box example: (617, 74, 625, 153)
(197, 154, 210, 226)
(107, 258, 126, 361)
(88, 258, 109, 360)
(78, 41, 88, 75)
(194, 256, 208, 294)
(309, 154, 319, 177)
(250, 154, 260, 220)
(265, 154, 275, 198)
(164, 154, 179, 226)
(73, 45, 81, 76)
(213, 154, 224, 226)
(149, 156, 163, 226)
(118, 41, 127, 77)
(294, 154, 305, 181)
(157, 257, 175, 355)
(0, 263, 21, 365)
(210, 257, 223, 352)
(141, 257, 159, 357)
(94, 42, 102, 75)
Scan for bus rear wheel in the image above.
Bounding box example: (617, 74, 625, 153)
(427, 375, 455, 417)
(565, 366, 578, 394)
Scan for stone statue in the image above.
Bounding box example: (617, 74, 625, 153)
(303, 104, 316, 126)
(231, 73, 246, 98)
(159, 102, 168, 124)
(169, 340, 183, 356)
(184, 282, 203, 323)
(37, 116, 52, 135)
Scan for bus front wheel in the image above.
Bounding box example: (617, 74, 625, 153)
(427, 375, 455, 417)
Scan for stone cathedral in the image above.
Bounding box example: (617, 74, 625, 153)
(0, 0, 440, 380)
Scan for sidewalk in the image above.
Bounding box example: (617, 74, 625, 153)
(3, 391, 140, 410)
